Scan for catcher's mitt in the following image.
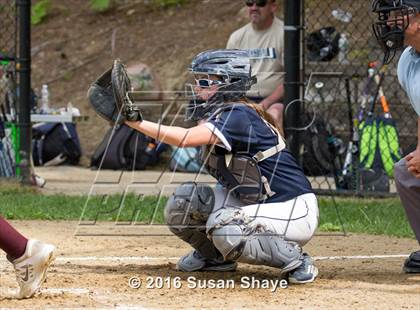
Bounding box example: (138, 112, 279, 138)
(112, 59, 143, 122)
(87, 59, 142, 124)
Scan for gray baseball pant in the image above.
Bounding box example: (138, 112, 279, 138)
(394, 158, 420, 244)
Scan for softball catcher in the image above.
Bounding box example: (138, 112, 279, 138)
(88, 49, 319, 283)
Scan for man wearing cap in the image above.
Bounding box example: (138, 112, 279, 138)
(227, 0, 285, 131)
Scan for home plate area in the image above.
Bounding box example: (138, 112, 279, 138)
(0, 221, 419, 309)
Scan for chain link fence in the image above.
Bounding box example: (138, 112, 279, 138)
(300, 0, 415, 196)
(0, 1, 18, 178)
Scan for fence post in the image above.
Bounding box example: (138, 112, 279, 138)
(283, 0, 303, 158)
(17, 0, 31, 184)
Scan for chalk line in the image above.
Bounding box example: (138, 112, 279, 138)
(314, 254, 409, 261)
(0, 254, 410, 266)
(54, 254, 410, 262)
(40, 288, 91, 295)
(1, 287, 90, 299)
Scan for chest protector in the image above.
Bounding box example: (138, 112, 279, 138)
(203, 108, 286, 205)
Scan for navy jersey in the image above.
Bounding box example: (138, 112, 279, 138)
(204, 104, 313, 203)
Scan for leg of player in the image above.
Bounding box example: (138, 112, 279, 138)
(394, 159, 420, 273)
(0, 217, 55, 298)
(164, 182, 237, 272)
(207, 189, 319, 284)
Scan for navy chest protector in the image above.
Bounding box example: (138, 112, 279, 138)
(204, 115, 285, 205)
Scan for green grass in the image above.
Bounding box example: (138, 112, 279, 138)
(318, 197, 414, 238)
(0, 185, 415, 239)
(152, 0, 186, 8)
(89, 0, 111, 13)
(1, 192, 165, 224)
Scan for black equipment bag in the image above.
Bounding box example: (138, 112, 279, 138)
(306, 26, 340, 62)
(91, 124, 164, 170)
(299, 114, 343, 176)
(32, 122, 81, 166)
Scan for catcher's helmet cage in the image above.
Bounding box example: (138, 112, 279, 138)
(185, 49, 256, 121)
(371, 0, 420, 64)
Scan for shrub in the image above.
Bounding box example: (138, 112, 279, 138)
(152, 0, 186, 8)
(90, 0, 112, 12)
(31, 0, 50, 25)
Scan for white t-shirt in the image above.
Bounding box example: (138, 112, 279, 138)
(227, 17, 284, 98)
(397, 46, 420, 116)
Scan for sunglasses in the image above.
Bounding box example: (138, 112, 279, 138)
(245, 0, 268, 7)
(195, 79, 223, 88)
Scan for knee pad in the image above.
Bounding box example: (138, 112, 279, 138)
(209, 209, 302, 270)
(164, 182, 215, 228)
(208, 208, 251, 259)
(165, 182, 219, 259)
(211, 224, 244, 260)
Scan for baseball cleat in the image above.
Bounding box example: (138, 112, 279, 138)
(11, 239, 55, 299)
(288, 253, 318, 284)
(176, 250, 237, 272)
(403, 250, 420, 273)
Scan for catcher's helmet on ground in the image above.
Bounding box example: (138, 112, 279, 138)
(371, 0, 420, 63)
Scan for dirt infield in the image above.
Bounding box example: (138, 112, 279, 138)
(0, 221, 419, 309)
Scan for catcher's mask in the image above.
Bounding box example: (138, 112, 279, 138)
(185, 49, 256, 121)
(371, 0, 420, 64)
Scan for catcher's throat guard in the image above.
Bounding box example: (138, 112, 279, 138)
(87, 59, 143, 124)
(371, 0, 419, 64)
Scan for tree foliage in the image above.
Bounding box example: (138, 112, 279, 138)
(152, 0, 186, 8)
(31, 0, 50, 25)
(89, 0, 112, 12)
